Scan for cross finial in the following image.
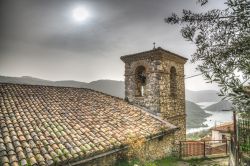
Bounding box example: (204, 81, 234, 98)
(153, 42, 156, 49)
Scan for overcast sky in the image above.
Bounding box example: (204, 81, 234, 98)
(0, 0, 226, 91)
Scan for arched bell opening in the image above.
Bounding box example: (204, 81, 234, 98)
(170, 66, 177, 97)
(135, 66, 147, 97)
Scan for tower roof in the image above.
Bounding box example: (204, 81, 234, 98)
(120, 47, 188, 63)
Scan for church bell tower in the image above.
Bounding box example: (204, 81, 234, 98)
(120, 47, 187, 140)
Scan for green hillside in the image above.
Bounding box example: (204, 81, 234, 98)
(186, 100, 211, 129)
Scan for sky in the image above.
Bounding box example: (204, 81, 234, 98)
(0, 0, 226, 91)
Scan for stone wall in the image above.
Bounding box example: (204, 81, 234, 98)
(159, 57, 186, 140)
(71, 132, 175, 166)
(142, 132, 175, 160)
(166, 116, 186, 141)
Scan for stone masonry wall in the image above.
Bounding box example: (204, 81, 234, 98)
(159, 57, 186, 140)
(142, 132, 175, 160)
(73, 133, 175, 166)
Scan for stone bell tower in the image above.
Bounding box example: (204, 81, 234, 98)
(120, 47, 187, 140)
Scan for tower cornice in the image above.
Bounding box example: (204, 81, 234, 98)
(120, 47, 188, 64)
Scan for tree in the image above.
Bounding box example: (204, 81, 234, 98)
(166, 0, 250, 114)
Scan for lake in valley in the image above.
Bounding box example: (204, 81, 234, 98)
(187, 102, 233, 133)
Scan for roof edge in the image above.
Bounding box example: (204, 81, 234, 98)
(68, 127, 177, 166)
(120, 47, 188, 62)
(0, 82, 124, 101)
(131, 104, 178, 130)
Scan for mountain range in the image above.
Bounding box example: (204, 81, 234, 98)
(185, 89, 222, 103)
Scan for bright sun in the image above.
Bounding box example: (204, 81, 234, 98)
(72, 6, 89, 22)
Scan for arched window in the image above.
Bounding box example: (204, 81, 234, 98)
(135, 66, 146, 97)
(170, 66, 177, 97)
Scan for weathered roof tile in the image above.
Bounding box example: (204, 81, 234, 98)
(9, 155, 18, 163)
(15, 147, 22, 153)
(29, 156, 37, 165)
(6, 143, 14, 152)
(17, 151, 26, 160)
(20, 159, 27, 166)
(3, 163, 10, 166)
(1, 156, 9, 164)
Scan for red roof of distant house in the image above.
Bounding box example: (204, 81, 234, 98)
(211, 122, 234, 133)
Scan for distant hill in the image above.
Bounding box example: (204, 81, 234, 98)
(186, 89, 222, 103)
(0, 75, 88, 87)
(186, 100, 211, 129)
(0, 75, 52, 85)
(54, 80, 88, 88)
(205, 100, 233, 111)
(88, 80, 124, 98)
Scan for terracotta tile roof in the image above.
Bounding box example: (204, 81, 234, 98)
(0, 83, 176, 166)
(211, 122, 234, 133)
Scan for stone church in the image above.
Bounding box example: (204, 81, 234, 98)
(0, 47, 187, 166)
